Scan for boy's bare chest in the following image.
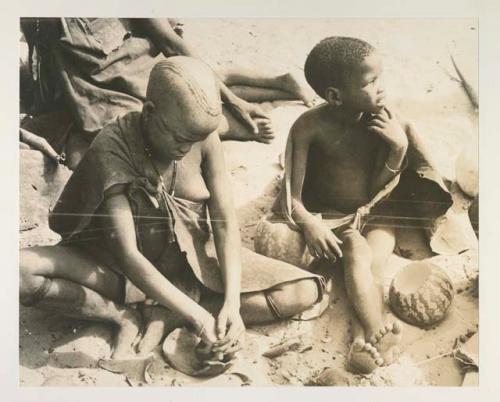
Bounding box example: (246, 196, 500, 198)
(313, 126, 380, 167)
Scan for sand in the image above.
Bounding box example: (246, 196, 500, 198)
(19, 18, 478, 387)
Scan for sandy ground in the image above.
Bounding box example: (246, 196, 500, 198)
(19, 18, 478, 387)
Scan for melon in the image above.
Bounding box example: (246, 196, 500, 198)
(389, 261, 454, 327)
(254, 214, 314, 269)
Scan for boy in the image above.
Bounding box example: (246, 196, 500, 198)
(266, 37, 452, 373)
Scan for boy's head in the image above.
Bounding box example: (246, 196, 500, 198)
(304, 36, 385, 113)
(143, 56, 221, 160)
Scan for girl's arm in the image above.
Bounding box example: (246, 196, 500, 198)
(202, 133, 241, 307)
(202, 132, 246, 343)
(102, 192, 217, 343)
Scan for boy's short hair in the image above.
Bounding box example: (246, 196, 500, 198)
(304, 36, 375, 98)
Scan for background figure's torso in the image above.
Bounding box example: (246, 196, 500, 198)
(23, 18, 182, 134)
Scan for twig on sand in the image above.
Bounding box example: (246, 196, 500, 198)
(263, 330, 312, 359)
(415, 350, 455, 366)
(263, 339, 303, 358)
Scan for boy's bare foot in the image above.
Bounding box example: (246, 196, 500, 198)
(136, 305, 185, 356)
(278, 71, 314, 107)
(367, 321, 403, 365)
(347, 338, 384, 374)
(111, 309, 142, 359)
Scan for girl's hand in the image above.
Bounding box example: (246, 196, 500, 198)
(303, 217, 343, 261)
(194, 313, 219, 346)
(212, 302, 245, 356)
(367, 107, 408, 151)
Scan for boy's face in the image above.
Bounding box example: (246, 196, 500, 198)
(340, 51, 385, 113)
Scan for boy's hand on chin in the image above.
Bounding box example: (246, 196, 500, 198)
(367, 107, 408, 151)
(303, 217, 343, 261)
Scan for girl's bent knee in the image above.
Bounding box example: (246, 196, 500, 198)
(273, 278, 319, 317)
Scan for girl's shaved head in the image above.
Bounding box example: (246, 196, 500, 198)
(146, 56, 222, 137)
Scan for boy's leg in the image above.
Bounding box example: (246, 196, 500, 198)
(340, 228, 384, 337)
(362, 225, 402, 363)
(20, 245, 141, 359)
(215, 65, 313, 106)
(364, 224, 396, 284)
(341, 228, 402, 371)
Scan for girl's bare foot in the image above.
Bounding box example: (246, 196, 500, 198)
(136, 305, 186, 356)
(111, 309, 142, 359)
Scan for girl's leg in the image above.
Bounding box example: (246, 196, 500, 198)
(136, 278, 320, 355)
(198, 278, 320, 325)
(20, 245, 141, 359)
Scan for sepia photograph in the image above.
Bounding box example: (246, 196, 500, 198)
(11, 3, 485, 394)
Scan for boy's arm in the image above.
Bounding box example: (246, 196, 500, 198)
(140, 18, 269, 135)
(102, 193, 217, 343)
(368, 107, 409, 194)
(289, 119, 343, 259)
(202, 133, 245, 343)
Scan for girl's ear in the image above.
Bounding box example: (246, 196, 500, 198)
(325, 87, 342, 106)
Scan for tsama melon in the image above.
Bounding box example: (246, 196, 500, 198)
(389, 261, 454, 327)
(254, 214, 314, 270)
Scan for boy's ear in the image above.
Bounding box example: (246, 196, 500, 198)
(325, 87, 342, 106)
(142, 101, 156, 121)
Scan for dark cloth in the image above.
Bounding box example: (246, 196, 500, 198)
(21, 18, 182, 135)
(49, 112, 325, 303)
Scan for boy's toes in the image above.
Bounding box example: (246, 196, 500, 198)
(352, 338, 365, 352)
(392, 321, 403, 334)
(369, 332, 383, 344)
(362, 343, 374, 353)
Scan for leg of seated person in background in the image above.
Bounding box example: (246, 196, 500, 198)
(215, 65, 313, 106)
(19, 246, 141, 359)
(228, 85, 297, 103)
